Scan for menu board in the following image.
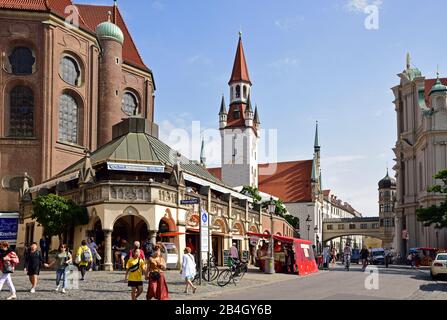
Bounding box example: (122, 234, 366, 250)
(223, 250, 230, 266)
(242, 250, 250, 262)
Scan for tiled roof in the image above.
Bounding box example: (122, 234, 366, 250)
(0, 1, 149, 72)
(208, 160, 314, 203)
(229, 35, 251, 85)
(424, 78, 447, 106)
(75, 4, 149, 72)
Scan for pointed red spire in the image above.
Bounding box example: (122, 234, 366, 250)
(229, 33, 251, 85)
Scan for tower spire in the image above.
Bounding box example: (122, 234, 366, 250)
(314, 121, 320, 151)
(229, 33, 251, 85)
(254, 105, 260, 124)
(219, 94, 227, 115)
(406, 52, 411, 70)
(113, 0, 118, 24)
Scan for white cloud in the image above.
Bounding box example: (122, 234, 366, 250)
(345, 0, 383, 12)
(270, 57, 300, 68)
(188, 54, 212, 65)
(274, 16, 304, 31)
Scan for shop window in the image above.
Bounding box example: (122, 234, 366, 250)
(8, 86, 34, 137)
(9, 46, 35, 75)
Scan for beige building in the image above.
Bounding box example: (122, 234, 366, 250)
(392, 54, 447, 256)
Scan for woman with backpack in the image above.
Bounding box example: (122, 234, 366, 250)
(46, 244, 72, 293)
(24, 242, 48, 293)
(0, 241, 19, 300)
(76, 240, 93, 281)
(180, 247, 197, 294)
(125, 249, 146, 300)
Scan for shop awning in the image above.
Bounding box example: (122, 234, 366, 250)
(159, 232, 185, 237)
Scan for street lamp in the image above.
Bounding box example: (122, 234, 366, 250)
(306, 214, 312, 241)
(265, 197, 276, 274)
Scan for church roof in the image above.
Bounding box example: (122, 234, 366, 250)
(229, 34, 251, 85)
(208, 160, 314, 203)
(0, 0, 150, 72)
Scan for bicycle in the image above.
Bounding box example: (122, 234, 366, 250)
(192, 255, 220, 283)
(217, 258, 248, 287)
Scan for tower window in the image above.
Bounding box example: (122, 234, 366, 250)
(8, 86, 34, 137)
(122, 91, 139, 116)
(230, 87, 234, 100)
(60, 56, 80, 86)
(235, 85, 241, 99)
(8, 47, 35, 75)
(58, 93, 79, 144)
(233, 107, 240, 119)
(243, 85, 247, 98)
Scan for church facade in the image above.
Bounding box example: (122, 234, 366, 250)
(392, 55, 447, 255)
(0, 0, 154, 213)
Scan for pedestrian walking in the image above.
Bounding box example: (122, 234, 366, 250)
(24, 242, 48, 293)
(331, 247, 337, 265)
(75, 240, 93, 281)
(0, 241, 19, 300)
(180, 247, 197, 294)
(39, 236, 49, 263)
(146, 245, 169, 300)
(230, 242, 239, 261)
(46, 244, 72, 293)
(360, 246, 369, 271)
(322, 246, 331, 270)
(87, 238, 99, 271)
(125, 249, 146, 300)
(129, 241, 145, 260)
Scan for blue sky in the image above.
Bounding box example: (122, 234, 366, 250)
(77, 0, 446, 216)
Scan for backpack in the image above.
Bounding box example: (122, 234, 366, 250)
(81, 248, 91, 262)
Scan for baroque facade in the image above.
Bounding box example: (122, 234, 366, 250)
(392, 54, 447, 256)
(0, 0, 154, 213)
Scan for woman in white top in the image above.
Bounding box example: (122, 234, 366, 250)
(180, 247, 197, 294)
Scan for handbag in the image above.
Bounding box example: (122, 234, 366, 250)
(95, 252, 102, 261)
(150, 272, 160, 281)
(2, 260, 14, 274)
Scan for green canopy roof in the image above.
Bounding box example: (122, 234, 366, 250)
(56, 121, 222, 186)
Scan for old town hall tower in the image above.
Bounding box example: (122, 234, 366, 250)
(219, 34, 260, 188)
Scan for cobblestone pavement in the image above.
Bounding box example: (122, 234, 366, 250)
(0, 264, 445, 300)
(0, 266, 297, 301)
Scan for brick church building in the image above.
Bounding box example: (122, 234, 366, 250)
(0, 0, 155, 212)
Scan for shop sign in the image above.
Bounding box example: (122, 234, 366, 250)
(107, 162, 165, 173)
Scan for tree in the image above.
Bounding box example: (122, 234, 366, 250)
(417, 170, 447, 229)
(241, 186, 262, 204)
(284, 214, 300, 230)
(32, 194, 89, 240)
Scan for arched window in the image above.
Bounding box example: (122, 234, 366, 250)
(235, 85, 241, 99)
(60, 56, 80, 86)
(9, 86, 34, 137)
(243, 85, 247, 98)
(58, 93, 79, 144)
(122, 91, 139, 116)
(9, 47, 35, 75)
(230, 87, 234, 100)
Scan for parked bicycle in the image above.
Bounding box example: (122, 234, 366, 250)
(193, 255, 219, 283)
(217, 258, 248, 287)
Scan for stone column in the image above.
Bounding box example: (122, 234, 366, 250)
(149, 230, 158, 246)
(103, 229, 113, 271)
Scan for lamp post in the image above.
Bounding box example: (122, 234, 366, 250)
(265, 197, 276, 274)
(306, 214, 312, 241)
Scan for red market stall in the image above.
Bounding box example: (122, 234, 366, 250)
(247, 232, 318, 276)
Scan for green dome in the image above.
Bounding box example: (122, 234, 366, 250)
(429, 78, 447, 96)
(96, 21, 124, 45)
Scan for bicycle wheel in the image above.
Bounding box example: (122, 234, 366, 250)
(203, 265, 219, 282)
(210, 266, 220, 281)
(217, 269, 233, 287)
(238, 264, 248, 280)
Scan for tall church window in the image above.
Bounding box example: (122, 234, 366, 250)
(243, 85, 247, 98)
(235, 85, 241, 99)
(9, 86, 34, 137)
(58, 93, 79, 144)
(8, 47, 35, 75)
(60, 56, 80, 86)
(230, 87, 234, 100)
(122, 91, 139, 116)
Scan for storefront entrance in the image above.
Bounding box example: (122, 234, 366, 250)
(212, 235, 224, 266)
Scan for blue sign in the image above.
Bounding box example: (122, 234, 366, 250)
(180, 199, 200, 205)
(107, 162, 165, 173)
(0, 217, 19, 242)
(202, 212, 208, 223)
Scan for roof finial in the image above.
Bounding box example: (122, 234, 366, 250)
(406, 52, 411, 70)
(437, 64, 440, 79)
(238, 30, 242, 38)
(114, 0, 117, 6)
